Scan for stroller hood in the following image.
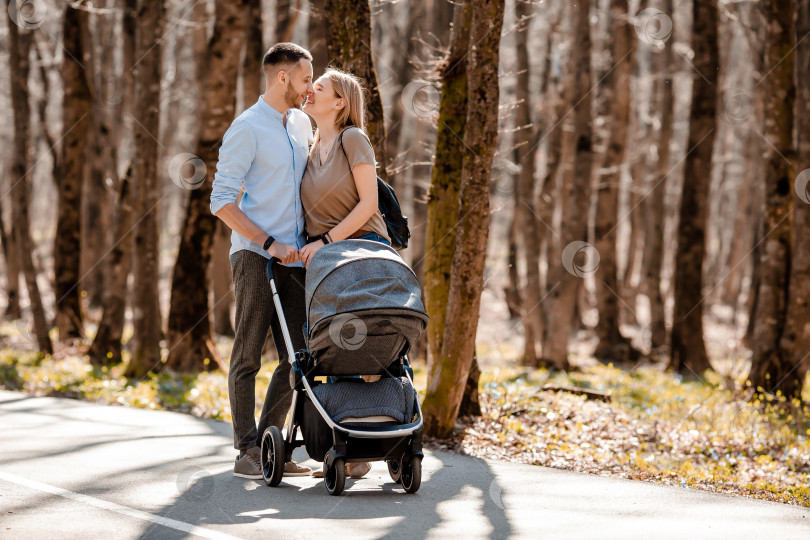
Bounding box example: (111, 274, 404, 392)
(304, 240, 428, 370)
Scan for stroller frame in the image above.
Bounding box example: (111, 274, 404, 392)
(260, 257, 425, 496)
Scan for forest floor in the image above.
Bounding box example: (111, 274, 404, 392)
(1, 294, 809, 508)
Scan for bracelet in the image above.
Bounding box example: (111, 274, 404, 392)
(263, 235, 275, 250)
(320, 233, 330, 245)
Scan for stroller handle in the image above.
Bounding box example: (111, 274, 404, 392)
(267, 256, 280, 280)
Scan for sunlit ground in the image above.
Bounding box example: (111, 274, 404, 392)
(1, 319, 809, 507)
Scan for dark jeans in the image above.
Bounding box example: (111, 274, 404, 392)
(355, 232, 390, 245)
(229, 250, 307, 452)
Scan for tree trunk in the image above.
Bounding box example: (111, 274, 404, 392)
(81, 9, 117, 310)
(164, 0, 247, 373)
(423, 0, 472, 376)
(242, 0, 263, 108)
(641, 0, 674, 353)
(777, 0, 810, 400)
(668, 0, 719, 376)
(127, 0, 166, 378)
(8, 22, 52, 355)
(54, 3, 92, 340)
(275, 0, 301, 43)
(722, 128, 758, 305)
(0, 206, 21, 318)
(457, 349, 482, 417)
(308, 0, 328, 76)
(323, 0, 388, 179)
(541, 1, 593, 371)
(747, 0, 798, 395)
(592, 0, 639, 364)
(422, 0, 504, 438)
(89, 165, 133, 365)
(513, 0, 543, 366)
(504, 200, 521, 321)
(747, 0, 796, 391)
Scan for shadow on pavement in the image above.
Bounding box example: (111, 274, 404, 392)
(139, 419, 513, 539)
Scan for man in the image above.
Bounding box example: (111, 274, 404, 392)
(210, 43, 314, 479)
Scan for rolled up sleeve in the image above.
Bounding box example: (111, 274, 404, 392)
(210, 119, 256, 215)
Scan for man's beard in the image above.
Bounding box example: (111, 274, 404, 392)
(285, 81, 302, 109)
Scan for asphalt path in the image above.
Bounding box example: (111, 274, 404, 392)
(0, 390, 808, 539)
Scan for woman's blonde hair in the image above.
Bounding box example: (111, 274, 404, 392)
(313, 67, 367, 148)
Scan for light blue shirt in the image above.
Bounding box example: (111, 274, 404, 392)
(210, 95, 313, 266)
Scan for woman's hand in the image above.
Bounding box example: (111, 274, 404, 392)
(299, 239, 325, 268)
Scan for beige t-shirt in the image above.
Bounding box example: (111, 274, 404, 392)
(301, 127, 390, 242)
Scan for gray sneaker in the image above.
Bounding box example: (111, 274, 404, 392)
(233, 446, 262, 479)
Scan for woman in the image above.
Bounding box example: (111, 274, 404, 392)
(298, 67, 390, 269)
(299, 68, 388, 479)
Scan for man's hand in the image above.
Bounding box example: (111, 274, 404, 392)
(269, 242, 299, 265)
(299, 240, 325, 268)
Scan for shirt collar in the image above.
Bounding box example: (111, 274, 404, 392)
(257, 95, 288, 123)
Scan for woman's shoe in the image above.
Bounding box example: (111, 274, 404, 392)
(347, 462, 371, 478)
(312, 462, 371, 478)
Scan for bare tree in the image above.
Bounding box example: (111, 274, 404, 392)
(127, 0, 166, 378)
(423, 0, 472, 376)
(423, 0, 504, 438)
(540, 0, 593, 370)
(0, 199, 20, 318)
(747, 0, 798, 395)
(669, 0, 718, 375)
(89, 0, 137, 366)
(242, 0, 263, 107)
(164, 0, 248, 372)
(89, 165, 133, 365)
(512, 0, 545, 366)
(323, 0, 388, 179)
(592, 0, 639, 364)
(778, 0, 810, 400)
(7, 17, 52, 354)
(308, 0, 328, 75)
(275, 0, 302, 43)
(54, 2, 92, 340)
(641, 0, 675, 354)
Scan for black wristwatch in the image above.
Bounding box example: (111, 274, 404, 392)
(263, 235, 275, 251)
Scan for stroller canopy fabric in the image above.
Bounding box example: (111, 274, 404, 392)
(304, 239, 428, 369)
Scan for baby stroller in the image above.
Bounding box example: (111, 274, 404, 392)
(260, 239, 429, 496)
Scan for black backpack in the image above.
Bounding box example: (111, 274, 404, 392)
(338, 129, 410, 251)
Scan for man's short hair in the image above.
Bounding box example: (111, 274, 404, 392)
(262, 42, 312, 69)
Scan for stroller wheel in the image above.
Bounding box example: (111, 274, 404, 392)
(260, 426, 285, 487)
(401, 455, 422, 494)
(387, 459, 402, 484)
(323, 457, 346, 496)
